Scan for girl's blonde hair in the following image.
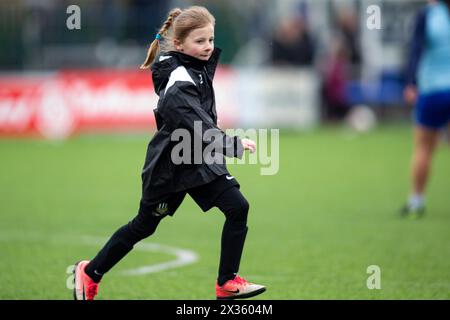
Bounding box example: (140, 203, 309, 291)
(140, 6, 215, 69)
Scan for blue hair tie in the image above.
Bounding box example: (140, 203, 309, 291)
(155, 34, 161, 40)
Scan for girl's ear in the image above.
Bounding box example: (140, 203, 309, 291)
(174, 39, 183, 52)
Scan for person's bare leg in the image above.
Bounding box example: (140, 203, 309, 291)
(446, 123, 450, 144)
(405, 125, 440, 213)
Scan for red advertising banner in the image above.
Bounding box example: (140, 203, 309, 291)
(0, 70, 157, 139)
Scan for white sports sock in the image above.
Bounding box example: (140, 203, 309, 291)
(408, 194, 424, 209)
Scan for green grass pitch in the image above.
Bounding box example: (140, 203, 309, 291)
(0, 125, 449, 299)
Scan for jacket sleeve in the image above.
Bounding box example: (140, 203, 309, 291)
(159, 81, 244, 159)
(405, 7, 427, 86)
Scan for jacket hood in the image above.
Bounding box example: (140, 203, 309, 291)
(150, 47, 222, 95)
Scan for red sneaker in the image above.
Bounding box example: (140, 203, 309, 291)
(216, 275, 266, 300)
(73, 260, 100, 300)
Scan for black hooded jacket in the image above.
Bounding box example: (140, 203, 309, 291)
(140, 48, 244, 205)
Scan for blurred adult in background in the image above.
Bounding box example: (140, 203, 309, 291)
(320, 34, 351, 121)
(335, 7, 361, 67)
(320, 5, 361, 123)
(270, 9, 315, 66)
(401, 0, 450, 216)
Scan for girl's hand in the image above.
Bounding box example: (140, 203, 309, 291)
(241, 138, 256, 153)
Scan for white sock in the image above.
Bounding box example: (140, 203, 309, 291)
(408, 194, 424, 209)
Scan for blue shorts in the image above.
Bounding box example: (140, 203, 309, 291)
(415, 90, 450, 129)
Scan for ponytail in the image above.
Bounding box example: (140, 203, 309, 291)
(140, 8, 183, 69)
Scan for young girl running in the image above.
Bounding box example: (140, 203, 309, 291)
(73, 6, 266, 300)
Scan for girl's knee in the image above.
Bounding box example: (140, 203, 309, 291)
(128, 213, 163, 240)
(239, 197, 250, 216)
(227, 197, 249, 222)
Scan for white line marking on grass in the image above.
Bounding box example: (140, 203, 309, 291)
(122, 242, 199, 276)
(78, 235, 199, 276)
(0, 231, 199, 276)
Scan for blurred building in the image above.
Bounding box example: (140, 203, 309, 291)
(0, 0, 425, 69)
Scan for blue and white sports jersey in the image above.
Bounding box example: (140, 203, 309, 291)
(418, 2, 450, 94)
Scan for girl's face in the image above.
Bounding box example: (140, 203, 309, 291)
(175, 23, 215, 61)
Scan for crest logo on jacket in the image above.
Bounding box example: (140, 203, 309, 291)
(153, 203, 169, 216)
